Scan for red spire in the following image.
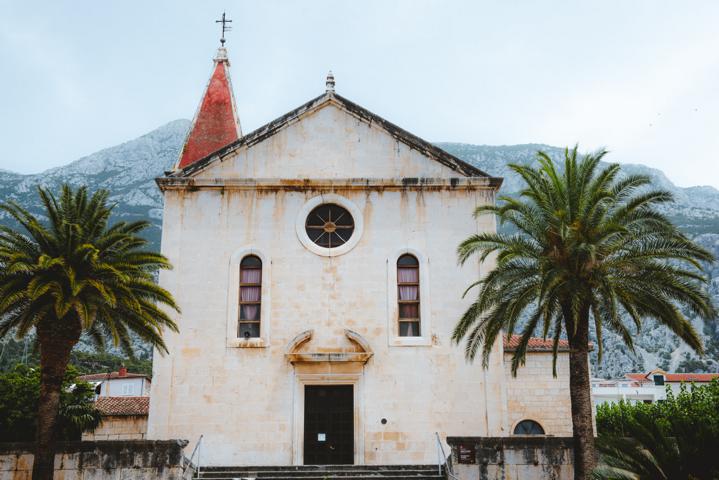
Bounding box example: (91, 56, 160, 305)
(177, 47, 241, 170)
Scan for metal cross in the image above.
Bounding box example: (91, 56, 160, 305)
(215, 12, 232, 46)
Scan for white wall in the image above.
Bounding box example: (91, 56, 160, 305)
(101, 377, 147, 397)
(148, 101, 560, 466)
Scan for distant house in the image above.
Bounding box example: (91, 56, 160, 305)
(82, 396, 149, 441)
(77, 366, 151, 398)
(77, 367, 151, 441)
(591, 368, 719, 406)
(625, 368, 719, 395)
(591, 377, 664, 406)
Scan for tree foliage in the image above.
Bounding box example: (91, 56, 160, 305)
(0, 338, 153, 376)
(70, 350, 152, 376)
(0, 184, 179, 479)
(0, 185, 179, 352)
(452, 147, 715, 373)
(452, 147, 716, 479)
(0, 363, 101, 442)
(594, 380, 719, 479)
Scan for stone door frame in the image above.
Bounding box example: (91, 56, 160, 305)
(292, 372, 365, 465)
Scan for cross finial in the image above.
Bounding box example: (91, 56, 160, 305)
(326, 71, 335, 93)
(215, 12, 232, 46)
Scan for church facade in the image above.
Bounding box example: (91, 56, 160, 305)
(148, 46, 574, 466)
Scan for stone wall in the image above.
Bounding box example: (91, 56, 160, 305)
(504, 352, 573, 436)
(82, 415, 148, 441)
(149, 101, 508, 466)
(0, 440, 190, 480)
(447, 437, 573, 480)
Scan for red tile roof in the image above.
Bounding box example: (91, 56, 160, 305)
(77, 371, 150, 382)
(626, 372, 719, 383)
(503, 335, 570, 352)
(94, 396, 150, 416)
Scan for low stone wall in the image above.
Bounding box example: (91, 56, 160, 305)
(446, 436, 574, 480)
(0, 440, 190, 480)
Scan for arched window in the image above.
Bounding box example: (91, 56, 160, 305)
(397, 254, 420, 337)
(513, 420, 545, 435)
(239, 255, 262, 338)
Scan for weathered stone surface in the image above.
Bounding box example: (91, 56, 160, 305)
(0, 440, 188, 480)
(149, 97, 516, 466)
(447, 437, 574, 480)
(148, 93, 579, 466)
(504, 353, 575, 437)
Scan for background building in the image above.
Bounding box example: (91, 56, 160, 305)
(78, 366, 151, 398)
(591, 369, 719, 406)
(82, 397, 150, 441)
(78, 367, 151, 441)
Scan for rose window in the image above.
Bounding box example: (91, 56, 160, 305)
(305, 203, 355, 248)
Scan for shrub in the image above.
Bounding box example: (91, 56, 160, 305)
(0, 364, 100, 441)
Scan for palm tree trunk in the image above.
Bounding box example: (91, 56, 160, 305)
(33, 319, 81, 480)
(567, 311, 596, 480)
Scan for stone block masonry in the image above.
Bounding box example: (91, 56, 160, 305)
(447, 437, 574, 480)
(0, 440, 191, 480)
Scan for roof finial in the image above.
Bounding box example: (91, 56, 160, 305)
(215, 12, 232, 46)
(326, 71, 335, 93)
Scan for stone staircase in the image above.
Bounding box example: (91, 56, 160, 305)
(195, 464, 445, 480)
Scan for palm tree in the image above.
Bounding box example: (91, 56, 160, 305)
(452, 147, 716, 480)
(0, 185, 179, 480)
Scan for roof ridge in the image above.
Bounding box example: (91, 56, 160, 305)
(165, 93, 500, 182)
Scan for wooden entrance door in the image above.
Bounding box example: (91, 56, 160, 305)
(303, 385, 354, 465)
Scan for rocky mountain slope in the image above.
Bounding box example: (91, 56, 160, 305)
(0, 119, 190, 250)
(1, 123, 717, 378)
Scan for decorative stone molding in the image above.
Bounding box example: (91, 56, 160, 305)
(285, 329, 373, 364)
(285, 329, 314, 355)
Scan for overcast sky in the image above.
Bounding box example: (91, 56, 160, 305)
(1, 1, 717, 187)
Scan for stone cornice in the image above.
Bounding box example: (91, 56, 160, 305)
(156, 176, 502, 192)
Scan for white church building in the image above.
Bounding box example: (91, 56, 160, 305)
(147, 43, 575, 467)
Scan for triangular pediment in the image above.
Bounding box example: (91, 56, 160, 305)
(164, 93, 493, 181)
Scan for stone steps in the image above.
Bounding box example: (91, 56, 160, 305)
(196, 464, 444, 480)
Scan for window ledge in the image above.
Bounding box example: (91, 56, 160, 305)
(227, 338, 269, 348)
(390, 337, 432, 347)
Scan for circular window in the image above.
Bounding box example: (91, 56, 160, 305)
(305, 203, 355, 248)
(296, 194, 363, 257)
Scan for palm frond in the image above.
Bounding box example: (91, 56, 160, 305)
(454, 146, 715, 377)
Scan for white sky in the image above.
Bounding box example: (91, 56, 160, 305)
(1, 1, 718, 187)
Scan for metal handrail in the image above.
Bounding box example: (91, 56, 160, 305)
(184, 435, 204, 478)
(435, 432, 459, 480)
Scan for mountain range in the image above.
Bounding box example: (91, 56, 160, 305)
(1, 119, 718, 378)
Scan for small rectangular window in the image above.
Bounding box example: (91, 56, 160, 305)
(653, 375, 665, 386)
